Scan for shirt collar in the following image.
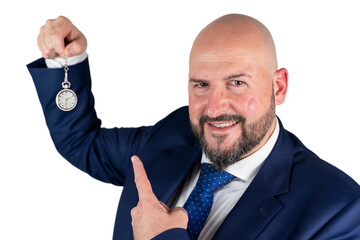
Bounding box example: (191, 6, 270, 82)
(201, 118, 280, 182)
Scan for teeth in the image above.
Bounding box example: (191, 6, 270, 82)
(210, 122, 237, 128)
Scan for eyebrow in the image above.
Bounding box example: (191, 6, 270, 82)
(224, 73, 249, 80)
(189, 74, 249, 83)
(189, 78, 209, 83)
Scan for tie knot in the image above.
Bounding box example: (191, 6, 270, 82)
(197, 163, 236, 194)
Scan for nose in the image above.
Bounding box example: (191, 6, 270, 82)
(205, 88, 230, 118)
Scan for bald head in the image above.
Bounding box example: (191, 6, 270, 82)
(190, 14, 278, 75)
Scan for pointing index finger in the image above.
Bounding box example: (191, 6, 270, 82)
(131, 155, 157, 202)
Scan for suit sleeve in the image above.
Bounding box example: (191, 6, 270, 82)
(152, 228, 190, 240)
(312, 195, 360, 239)
(27, 57, 156, 186)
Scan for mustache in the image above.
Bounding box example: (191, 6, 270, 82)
(199, 114, 246, 126)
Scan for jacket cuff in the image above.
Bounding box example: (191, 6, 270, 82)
(152, 228, 189, 240)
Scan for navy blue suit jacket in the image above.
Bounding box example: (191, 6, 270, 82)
(28, 58, 360, 239)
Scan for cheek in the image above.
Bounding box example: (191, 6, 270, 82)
(246, 98, 256, 112)
(231, 95, 256, 114)
(188, 95, 205, 123)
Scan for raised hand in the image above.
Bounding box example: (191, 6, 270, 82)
(130, 155, 188, 240)
(37, 16, 87, 59)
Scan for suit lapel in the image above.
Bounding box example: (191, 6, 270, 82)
(145, 145, 202, 205)
(214, 119, 295, 239)
(213, 175, 283, 239)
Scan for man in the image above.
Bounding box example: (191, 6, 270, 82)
(28, 14, 360, 239)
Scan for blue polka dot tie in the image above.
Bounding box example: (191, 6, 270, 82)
(183, 163, 236, 239)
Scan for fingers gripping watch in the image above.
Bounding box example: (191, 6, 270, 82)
(55, 57, 77, 111)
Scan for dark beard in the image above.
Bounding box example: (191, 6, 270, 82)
(191, 94, 275, 171)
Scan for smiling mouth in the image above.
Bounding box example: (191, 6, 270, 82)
(209, 121, 238, 128)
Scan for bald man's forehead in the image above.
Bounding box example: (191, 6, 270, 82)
(190, 49, 258, 66)
(189, 40, 273, 84)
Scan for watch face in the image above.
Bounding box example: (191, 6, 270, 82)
(56, 89, 77, 111)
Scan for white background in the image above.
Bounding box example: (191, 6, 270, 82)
(1, 0, 359, 239)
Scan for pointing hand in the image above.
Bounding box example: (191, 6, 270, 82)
(130, 155, 188, 240)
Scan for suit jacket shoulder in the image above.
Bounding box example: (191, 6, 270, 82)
(251, 122, 360, 239)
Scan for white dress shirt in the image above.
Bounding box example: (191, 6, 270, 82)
(45, 52, 88, 68)
(46, 53, 280, 239)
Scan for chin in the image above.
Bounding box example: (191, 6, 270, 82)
(205, 128, 241, 149)
(206, 138, 238, 152)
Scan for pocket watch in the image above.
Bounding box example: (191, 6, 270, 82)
(55, 57, 78, 111)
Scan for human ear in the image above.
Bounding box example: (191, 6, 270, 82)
(273, 68, 288, 105)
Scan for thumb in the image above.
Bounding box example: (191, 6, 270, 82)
(170, 207, 188, 229)
(64, 35, 87, 57)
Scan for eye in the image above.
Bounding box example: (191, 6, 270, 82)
(195, 82, 208, 88)
(231, 80, 244, 86)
